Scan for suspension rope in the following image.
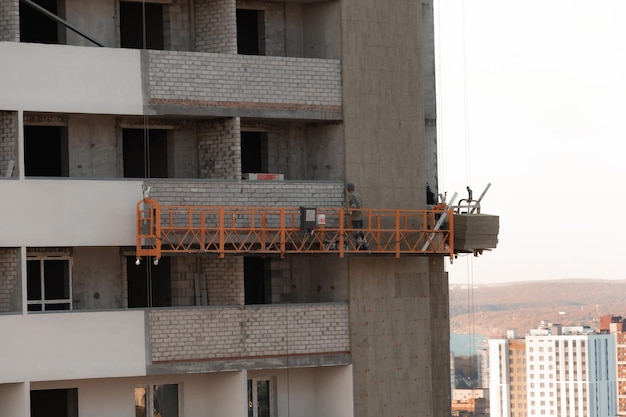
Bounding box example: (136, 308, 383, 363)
(141, 0, 152, 306)
(435, 0, 445, 192)
(460, 0, 479, 391)
(461, 0, 472, 187)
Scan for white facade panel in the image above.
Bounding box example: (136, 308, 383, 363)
(0, 383, 27, 417)
(0, 42, 143, 115)
(0, 179, 142, 246)
(0, 311, 147, 383)
(489, 339, 509, 417)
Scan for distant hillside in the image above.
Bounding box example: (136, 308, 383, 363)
(449, 279, 626, 337)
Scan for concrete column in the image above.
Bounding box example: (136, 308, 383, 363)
(340, 1, 448, 416)
(349, 258, 434, 417)
(0, 0, 20, 42)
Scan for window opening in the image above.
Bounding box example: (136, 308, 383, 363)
(27, 257, 71, 312)
(24, 125, 69, 177)
(30, 388, 78, 417)
(120, 1, 164, 50)
(135, 384, 179, 417)
(123, 128, 169, 178)
(127, 256, 171, 308)
(19, 0, 61, 44)
(244, 257, 270, 305)
(247, 378, 275, 417)
(237, 9, 265, 55)
(241, 131, 268, 176)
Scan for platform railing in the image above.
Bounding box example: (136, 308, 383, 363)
(136, 199, 454, 259)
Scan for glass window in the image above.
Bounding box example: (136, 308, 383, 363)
(135, 384, 179, 417)
(27, 257, 71, 311)
(248, 378, 275, 417)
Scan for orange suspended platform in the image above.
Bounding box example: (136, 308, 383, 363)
(136, 198, 455, 260)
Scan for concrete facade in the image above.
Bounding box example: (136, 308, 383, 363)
(0, 0, 449, 416)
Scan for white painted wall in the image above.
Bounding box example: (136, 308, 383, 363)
(0, 383, 28, 417)
(0, 42, 143, 115)
(249, 366, 353, 417)
(315, 365, 354, 417)
(0, 179, 142, 246)
(206, 371, 246, 417)
(0, 311, 146, 383)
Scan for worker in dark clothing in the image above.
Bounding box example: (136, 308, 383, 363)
(346, 183, 368, 249)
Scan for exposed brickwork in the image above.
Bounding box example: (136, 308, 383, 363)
(198, 117, 241, 179)
(201, 257, 244, 305)
(0, 248, 20, 313)
(147, 50, 342, 110)
(195, 0, 237, 53)
(146, 180, 344, 208)
(0, 111, 17, 178)
(148, 303, 349, 362)
(0, 0, 19, 42)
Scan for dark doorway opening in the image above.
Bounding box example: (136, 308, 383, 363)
(20, 0, 60, 44)
(120, 1, 164, 50)
(31, 388, 78, 417)
(241, 131, 268, 175)
(236, 9, 264, 55)
(123, 128, 169, 178)
(127, 256, 171, 308)
(24, 125, 68, 177)
(244, 257, 270, 305)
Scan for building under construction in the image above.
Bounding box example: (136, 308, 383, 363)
(0, 0, 498, 416)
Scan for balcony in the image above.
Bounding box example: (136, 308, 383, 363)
(0, 303, 350, 382)
(0, 43, 342, 120)
(148, 303, 350, 373)
(147, 50, 341, 120)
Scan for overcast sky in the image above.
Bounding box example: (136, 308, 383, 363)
(435, 0, 626, 284)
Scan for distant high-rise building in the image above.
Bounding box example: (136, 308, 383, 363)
(477, 346, 490, 389)
(488, 336, 527, 417)
(600, 315, 626, 417)
(489, 325, 617, 417)
(526, 333, 616, 417)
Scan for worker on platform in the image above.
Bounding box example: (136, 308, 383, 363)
(346, 182, 368, 250)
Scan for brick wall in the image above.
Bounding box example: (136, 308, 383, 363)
(148, 303, 349, 362)
(195, 0, 237, 53)
(198, 118, 241, 179)
(0, 0, 19, 42)
(0, 248, 20, 313)
(147, 50, 341, 112)
(146, 179, 344, 208)
(0, 111, 17, 178)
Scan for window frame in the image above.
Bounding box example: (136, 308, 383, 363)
(135, 382, 181, 417)
(26, 255, 73, 312)
(248, 376, 276, 417)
